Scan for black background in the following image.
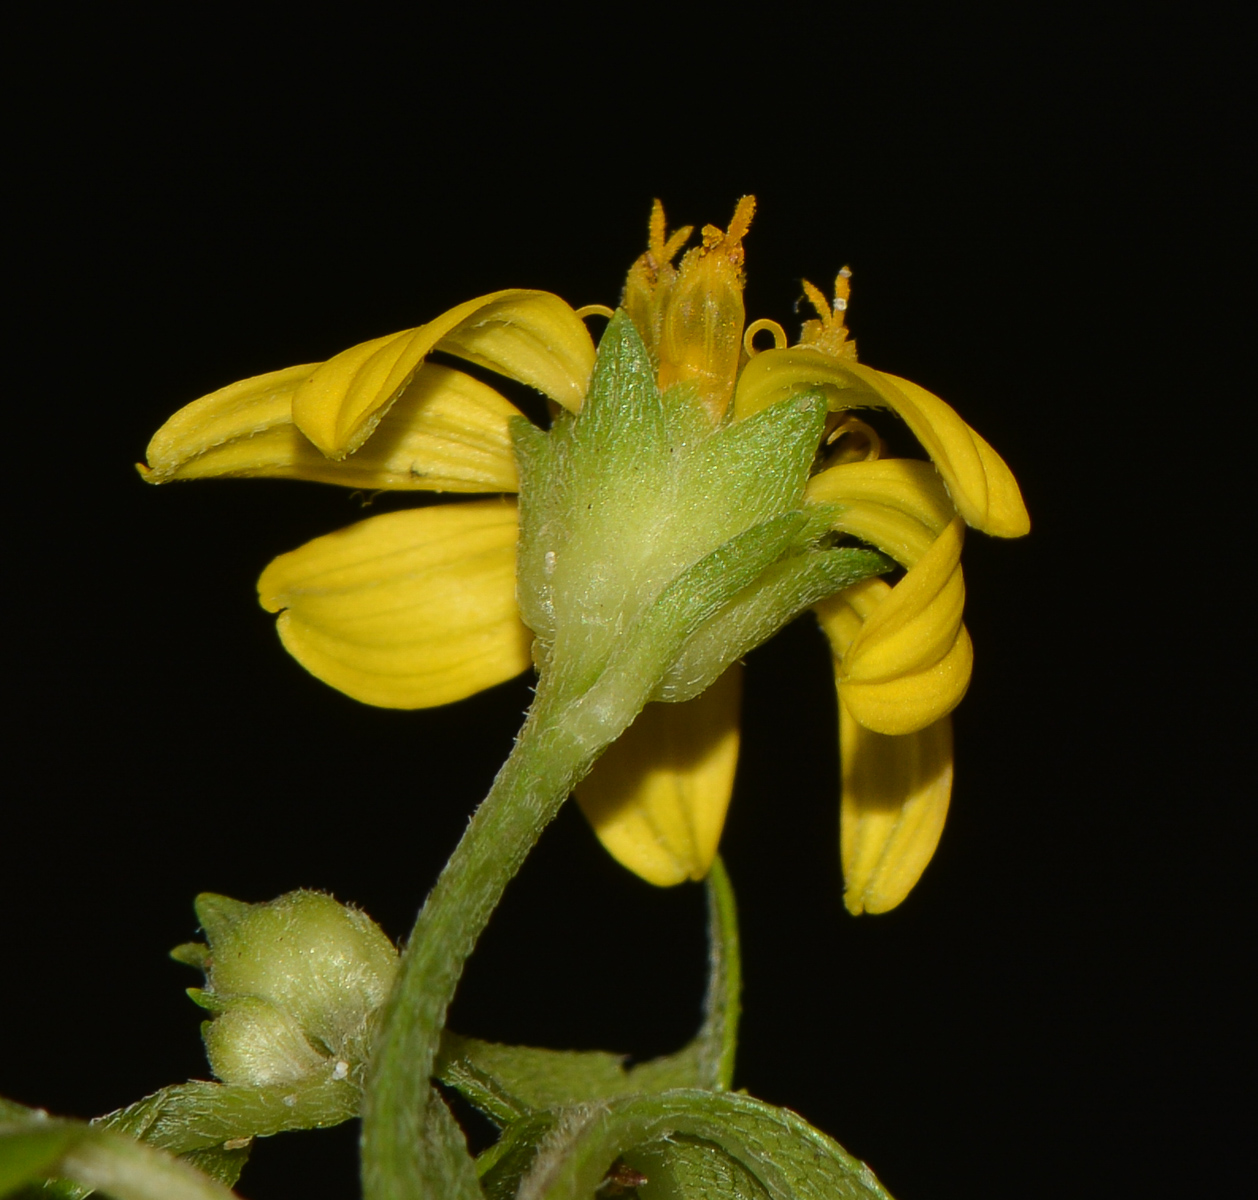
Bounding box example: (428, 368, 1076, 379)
(6, 6, 1245, 1199)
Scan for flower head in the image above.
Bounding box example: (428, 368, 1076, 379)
(142, 200, 1027, 913)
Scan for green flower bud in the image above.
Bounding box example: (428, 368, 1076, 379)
(198, 995, 328, 1086)
(175, 890, 398, 1088)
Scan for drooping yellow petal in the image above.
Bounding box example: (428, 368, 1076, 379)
(292, 290, 596, 458)
(841, 620, 973, 736)
(733, 348, 1029, 538)
(140, 362, 522, 493)
(574, 665, 742, 886)
(806, 459, 957, 567)
(839, 700, 953, 915)
(815, 518, 972, 735)
(257, 500, 531, 708)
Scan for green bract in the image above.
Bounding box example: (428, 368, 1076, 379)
(513, 312, 890, 731)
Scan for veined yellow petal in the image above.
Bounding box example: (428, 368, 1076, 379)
(434, 291, 596, 416)
(734, 348, 1029, 537)
(140, 362, 320, 482)
(293, 290, 595, 458)
(823, 502, 937, 568)
(814, 585, 866, 657)
(574, 665, 742, 887)
(257, 500, 531, 708)
(816, 518, 971, 735)
(845, 517, 965, 682)
(840, 624, 973, 736)
(839, 701, 953, 915)
(140, 363, 522, 493)
(862, 366, 1029, 538)
(807, 459, 955, 537)
(807, 459, 958, 568)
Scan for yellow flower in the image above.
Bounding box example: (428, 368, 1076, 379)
(141, 200, 1027, 912)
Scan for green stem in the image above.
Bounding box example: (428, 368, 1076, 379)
(360, 679, 620, 1200)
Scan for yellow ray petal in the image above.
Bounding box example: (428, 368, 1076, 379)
(257, 500, 531, 708)
(140, 362, 318, 481)
(140, 362, 522, 493)
(839, 701, 953, 915)
(845, 517, 965, 682)
(574, 665, 742, 887)
(807, 459, 956, 536)
(815, 518, 972, 735)
(434, 291, 596, 416)
(840, 623, 973, 736)
(806, 459, 957, 568)
(293, 290, 596, 458)
(733, 348, 1029, 537)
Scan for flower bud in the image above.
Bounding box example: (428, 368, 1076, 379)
(197, 995, 328, 1086)
(174, 890, 397, 1088)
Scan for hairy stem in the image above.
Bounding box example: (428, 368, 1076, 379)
(360, 680, 617, 1200)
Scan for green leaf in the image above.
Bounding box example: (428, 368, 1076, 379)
(0, 1114, 241, 1200)
(1, 1070, 355, 1198)
(93, 1073, 359, 1156)
(509, 1090, 895, 1200)
(174, 1144, 250, 1190)
(626, 1134, 772, 1200)
(475, 1112, 558, 1200)
(0, 1119, 83, 1195)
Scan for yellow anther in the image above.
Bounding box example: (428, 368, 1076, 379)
(744, 318, 787, 356)
(687, 195, 756, 272)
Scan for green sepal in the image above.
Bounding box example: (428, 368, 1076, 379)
(185, 987, 221, 1013)
(656, 542, 893, 702)
(169, 942, 208, 970)
(192, 893, 251, 946)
